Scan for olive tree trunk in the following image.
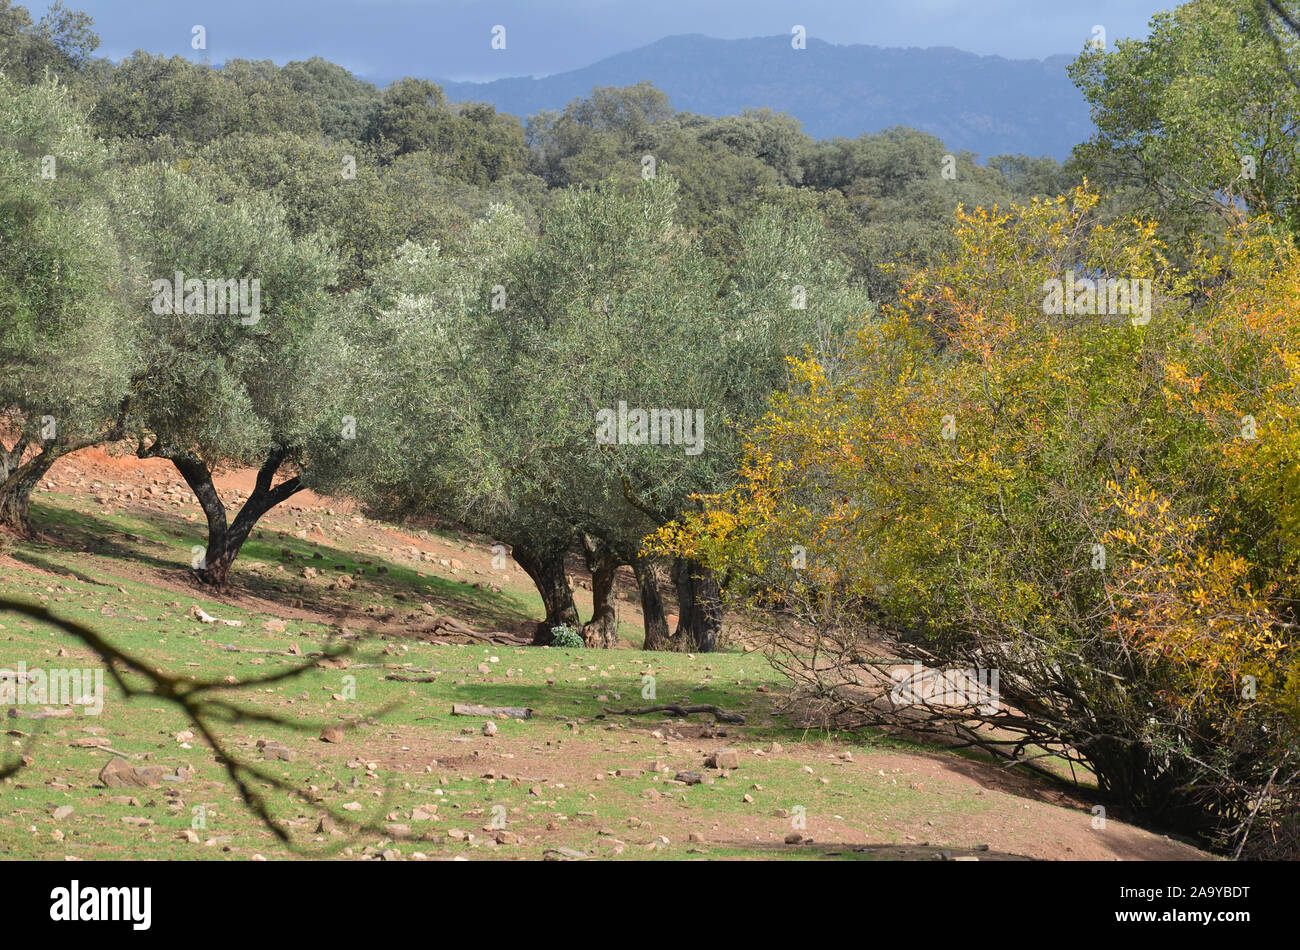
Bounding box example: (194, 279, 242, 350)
(512, 539, 580, 645)
(166, 447, 303, 589)
(580, 535, 619, 648)
(672, 557, 723, 652)
(1, 407, 128, 536)
(633, 555, 671, 651)
(0, 442, 59, 536)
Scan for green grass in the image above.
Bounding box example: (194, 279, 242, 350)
(0, 492, 1144, 861)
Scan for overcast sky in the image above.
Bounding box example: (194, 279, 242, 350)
(33, 0, 1175, 82)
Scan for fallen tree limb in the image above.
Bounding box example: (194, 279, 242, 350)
(220, 644, 318, 658)
(451, 703, 532, 720)
(604, 703, 746, 724)
(416, 614, 531, 645)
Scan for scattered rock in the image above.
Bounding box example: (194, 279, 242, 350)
(258, 741, 296, 762)
(706, 748, 741, 770)
(98, 757, 172, 789)
(543, 846, 588, 861)
(189, 605, 241, 626)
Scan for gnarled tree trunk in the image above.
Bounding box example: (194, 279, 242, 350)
(1, 407, 128, 536)
(580, 535, 619, 648)
(672, 557, 723, 652)
(512, 539, 579, 645)
(0, 444, 59, 536)
(633, 555, 671, 651)
(167, 447, 303, 589)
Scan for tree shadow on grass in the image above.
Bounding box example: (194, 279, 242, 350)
(410, 674, 788, 741)
(23, 499, 534, 633)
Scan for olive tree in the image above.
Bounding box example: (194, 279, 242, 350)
(117, 163, 337, 586)
(0, 75, 132, 534)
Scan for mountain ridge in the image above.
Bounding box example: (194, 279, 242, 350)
(432, 34, 1091, 160)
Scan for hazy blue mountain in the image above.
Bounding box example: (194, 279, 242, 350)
(435, 34, 1090, 161)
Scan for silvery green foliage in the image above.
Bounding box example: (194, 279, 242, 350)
(0, 75, 132, 449)
(303, 202, 531, 518)
(308, 175, 870, 571)
(114, 162, 337, 465)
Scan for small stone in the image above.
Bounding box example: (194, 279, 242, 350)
(706, 748, 741, 770)
(99, 757, 171, 789)
(320, 725, 345, 743)
(482, 721, 498, 737)
(260, 742, 296, 761)
(543, 846, 588, 861)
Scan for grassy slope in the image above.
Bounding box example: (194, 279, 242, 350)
(0, 487, 1211, 861)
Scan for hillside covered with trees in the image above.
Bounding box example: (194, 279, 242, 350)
(2, 0, 1298, 866)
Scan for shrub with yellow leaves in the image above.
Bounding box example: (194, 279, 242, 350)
(653, 191, 1300, 856)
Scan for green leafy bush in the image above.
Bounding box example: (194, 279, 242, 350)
(548, 625, 584, 649)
